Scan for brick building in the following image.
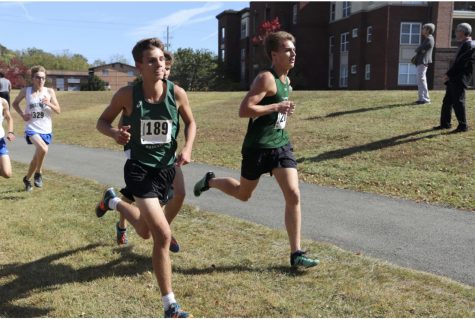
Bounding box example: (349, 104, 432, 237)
(217, 1, 475, 90)
(47, 70, 89, 91)
(88, 62, 138, 91)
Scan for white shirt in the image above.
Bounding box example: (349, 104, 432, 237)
(24, 87, 53, 134)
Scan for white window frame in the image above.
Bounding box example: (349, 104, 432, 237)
(329, 35, 335, 55)
(340, 65, 348, 88)
(241, 14, 249, 39)
(400, 22, 421, 45)
(398, 63, 417, 85)
(340, 32, 349, 53)
(330, 2, 336, 22)
(367, 26, 373, 43)
(351, 65, 357, 74)
(365, 64, 371, 80)
(343, 1, 352, 18)
(292, 4, 298, 25)
(352, 28, 358, 38)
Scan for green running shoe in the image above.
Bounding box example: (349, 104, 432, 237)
(193, 171, 215, 197)
(290, 250, 320, 268)
(164, 303, 191, 318)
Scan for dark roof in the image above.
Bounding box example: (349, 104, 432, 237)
(216, 7, 249, 19)
(89, 62, 135, 71)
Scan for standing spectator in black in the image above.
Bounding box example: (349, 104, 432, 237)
(0, 72, 11, 108)
(434, 23, 474, 133)
(414, 23, 435, 104)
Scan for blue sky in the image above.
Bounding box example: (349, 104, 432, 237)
(0, 1, 248, 64)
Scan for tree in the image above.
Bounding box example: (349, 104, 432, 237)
(171, 48, 218, 91)
(0, 57, 28, 89)
(81, 75, 107, 91)
(109, 54, 130, 65)
(16, 48, 89, 71)
(91, 59, 107, 67)
(251, 17, 281, 45)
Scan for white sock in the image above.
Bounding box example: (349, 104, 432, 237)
(108, 197, 121, 210)
(162, 292, 176, 310)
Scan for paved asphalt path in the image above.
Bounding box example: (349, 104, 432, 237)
(7, 140, 475, 286)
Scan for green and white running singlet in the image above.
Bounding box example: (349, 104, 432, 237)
(123, 80, 180, 168)
(242, 68, 290, 149)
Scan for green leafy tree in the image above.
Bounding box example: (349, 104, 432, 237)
(81, 75, 107, 91)
(109, 54, 130, 65)
(171, 48, 218, 91)
(17, 48, 89, 71)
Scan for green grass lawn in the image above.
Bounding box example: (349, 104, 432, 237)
(1, 163, 474, 317)
(10, 89, 474, 211)
(3, 89, 475, 317)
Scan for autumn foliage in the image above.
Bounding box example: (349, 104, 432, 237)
(251, 17, 281, 45)
(0, 58, 28, 89)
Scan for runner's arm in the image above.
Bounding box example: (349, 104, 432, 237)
(175, 85, 196, 166)
(239, 71, 292, 118)
(12, 88, 30, 121)
(96, 87, 132, 145)
(44, 88, 61, 114)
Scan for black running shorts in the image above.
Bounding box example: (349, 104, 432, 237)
(123, 159, 175, 203)
(241, 143, 297, 180)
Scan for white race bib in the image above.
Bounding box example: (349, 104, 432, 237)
(140, 119, 172, 144)
(274, 113, 287, 129)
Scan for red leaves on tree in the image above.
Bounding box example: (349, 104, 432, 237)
(252, 17, 281, 45)
(0, 58, 28, 88)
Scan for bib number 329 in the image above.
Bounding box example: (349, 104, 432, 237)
(141, 120, 172, 144)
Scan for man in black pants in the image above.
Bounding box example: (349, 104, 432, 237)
(434, 22, 474, 133)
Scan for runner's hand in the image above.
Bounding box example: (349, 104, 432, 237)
(115, 125, 131, 145)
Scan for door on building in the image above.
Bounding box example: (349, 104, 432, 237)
(56, 78, 65, 91)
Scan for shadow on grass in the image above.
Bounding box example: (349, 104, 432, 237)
(0, 243, 151, 317)
(306, 102, 414, 120)
(297, 128, 444, 163)
(173, 264, 307, 277)
(0, 189, 27, 201)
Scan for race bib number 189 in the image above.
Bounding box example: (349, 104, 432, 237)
(141, 120, 172, 144)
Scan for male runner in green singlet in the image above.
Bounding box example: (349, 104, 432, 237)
(95, 38, 195, 318)
(194, 31, 319, 269)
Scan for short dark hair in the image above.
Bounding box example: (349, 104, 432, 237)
(164, 51, 174, 65)
(0, 72, 4, 78)
(264, 31, 296, 61)
(132, 38, 165, 62)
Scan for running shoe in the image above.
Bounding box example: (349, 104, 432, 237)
(116, 222, 128, 245)
(193, 171, 215, 197)
(23, 176, 32, 192)
(34, 172, 43, 187)
(170, 236, 180, 253)
(96, 187, 117, 218)
(164, 303, 191, 318)
(290, 250, 319, 268)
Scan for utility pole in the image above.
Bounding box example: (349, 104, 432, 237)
(164, 26, 173, 51)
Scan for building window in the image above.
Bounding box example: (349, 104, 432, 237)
(340, 32, 349, 52)
(221, 49, 225, 62)
(367, 26, 373, 43)
(351, 65, 357, 74)
(241, 48, 246, 61)
(365, 64, 371, 80)
(329, 36, 334, 55)
(398, 63, 417, 85)
(127, 71, 134, 77)
(343, 1, 352, 17)
(400, 22, 421, 45)
(340, 65, 348, 87)
(102, 69, 109, 76)
(241, 14, 249, 39)
(292, 4, 298, 25)
(241, 61, 246, 81)
(221, 27, 225, 40)
(330, 2, 336, 21)
(352, 28, 358, 38)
